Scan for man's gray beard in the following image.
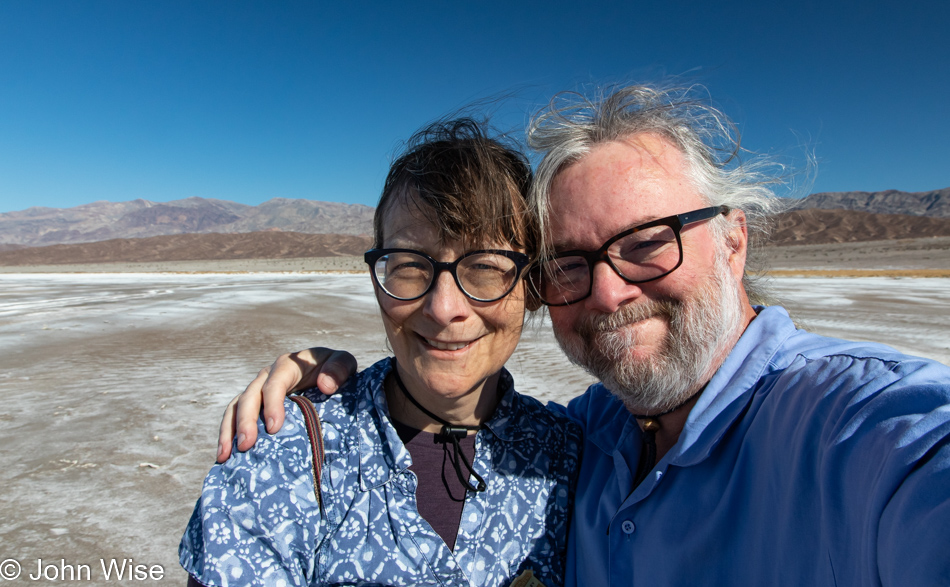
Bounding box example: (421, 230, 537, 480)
(554, 254, 746, 415)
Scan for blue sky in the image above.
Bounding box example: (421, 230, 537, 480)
(1, 0, 947, 214)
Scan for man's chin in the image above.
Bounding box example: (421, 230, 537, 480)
(610, 336, 662, 362)
(607, 319, 663, 345)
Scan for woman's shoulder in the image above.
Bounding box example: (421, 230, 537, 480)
(297, 357, 392, 417)
(204, 399, 318, 499)
(515, 393, 580, 433)
(289, 358, 396, 460)
(181, 398, 323, 585)
(507, 385, 583, 442)
(492, 372, 583, 458)
(300, 357, 390, 400)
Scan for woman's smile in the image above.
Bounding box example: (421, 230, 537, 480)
(420, 334, 481, 352)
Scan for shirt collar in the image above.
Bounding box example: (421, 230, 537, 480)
(669, 305, 798, 466)
(357, 359, 412, 490)
(479, 368, 530, 442)
(356, 358, 524, 490)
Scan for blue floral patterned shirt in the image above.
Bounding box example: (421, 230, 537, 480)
(180, 358, 582, 586)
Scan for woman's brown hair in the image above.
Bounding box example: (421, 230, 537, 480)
(373, 118, 538, 261)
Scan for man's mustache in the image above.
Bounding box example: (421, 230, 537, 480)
(578, 299, 679, 338)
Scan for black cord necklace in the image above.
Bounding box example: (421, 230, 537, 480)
(630, 386, 705, 487)
(390, 360, 487, 493)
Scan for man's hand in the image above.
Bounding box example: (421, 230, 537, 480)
(216, 348, 358, 462)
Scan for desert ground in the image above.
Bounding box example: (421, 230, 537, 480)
(1, 245, 948, 584)
(762, 235, 950, 273)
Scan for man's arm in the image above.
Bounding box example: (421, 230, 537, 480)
(216, 348, 357, 462)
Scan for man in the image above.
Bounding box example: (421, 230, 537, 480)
(219, 85, 950, 585)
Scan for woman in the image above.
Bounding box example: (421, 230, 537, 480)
(179, 119, 581, 586)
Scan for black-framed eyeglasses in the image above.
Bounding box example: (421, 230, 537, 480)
(528, 205, 730, 306)
(365, 248, 531, 303)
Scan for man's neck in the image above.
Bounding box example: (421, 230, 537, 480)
(640, 303, 758, 462)
(637, 392, 701, 462)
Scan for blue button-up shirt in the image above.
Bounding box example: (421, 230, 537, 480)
(565, 305, 950, 586)
(181, 358, 581, 586)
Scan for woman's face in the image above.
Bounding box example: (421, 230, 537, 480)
(375, 200, 526, 403)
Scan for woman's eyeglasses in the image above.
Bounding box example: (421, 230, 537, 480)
(365, 248, 530, 303)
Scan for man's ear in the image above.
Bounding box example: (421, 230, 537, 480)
(524, 276, 543, 312)
(526, 293, 543, 312)
(724, 209, 749, 279)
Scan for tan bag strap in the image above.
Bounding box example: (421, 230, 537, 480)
(288, 395, 325, 510)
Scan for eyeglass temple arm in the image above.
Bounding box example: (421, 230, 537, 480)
(678, 205, 730, 226)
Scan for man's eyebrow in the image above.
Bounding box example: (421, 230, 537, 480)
(549, 213, 673, 253)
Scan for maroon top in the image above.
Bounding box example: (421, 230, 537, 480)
(393, 420, 478, 551)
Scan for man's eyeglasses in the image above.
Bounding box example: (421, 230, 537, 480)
(365, 248, 531, 303)
(528, 205, 730, 306)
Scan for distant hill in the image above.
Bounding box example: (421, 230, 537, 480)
(5, 209, 947, 266)
(769, 209, 950, 245)
(3, 189, 948, 254)
(0, 197, 375, 246)
(0, 231, 373, 266)
(790, 188, 950, 217)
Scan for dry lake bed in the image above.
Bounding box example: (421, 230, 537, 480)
(0, 271, 948, 584)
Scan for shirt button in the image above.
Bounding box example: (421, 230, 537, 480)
(621, 520, 635, 534)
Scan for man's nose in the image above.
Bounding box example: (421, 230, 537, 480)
(423, 270, 472, 324)
(585, 260, 643, 313)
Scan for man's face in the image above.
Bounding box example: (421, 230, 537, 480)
(546, 133, 752, 413)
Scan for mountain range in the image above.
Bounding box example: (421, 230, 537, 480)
(789, 187, 950, 217)
(0, 231, 373, 265)
(0, 197, 375, 247)
(769, 208, 950, 245)
(1, 189, 948, 265)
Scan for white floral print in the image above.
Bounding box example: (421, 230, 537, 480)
(180, 359, 581, 586)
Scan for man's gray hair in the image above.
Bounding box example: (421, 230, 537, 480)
(527, 84, 785, 304)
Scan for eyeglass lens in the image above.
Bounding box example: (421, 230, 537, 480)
(373, 251, 520, 301)
(534, 224, 681, 305)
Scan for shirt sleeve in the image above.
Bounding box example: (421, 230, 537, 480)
(872, 370, 950, 584)
(792, 354, 950, 584)
(179, 400, 322, 587)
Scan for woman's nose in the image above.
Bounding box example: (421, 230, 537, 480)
(423, 270, 472, 324)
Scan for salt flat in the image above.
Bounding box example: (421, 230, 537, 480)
(0, 272, 947, 583)
(772, 276, 950, 365)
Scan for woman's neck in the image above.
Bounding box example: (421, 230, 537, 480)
(384, 365, 501, 434)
